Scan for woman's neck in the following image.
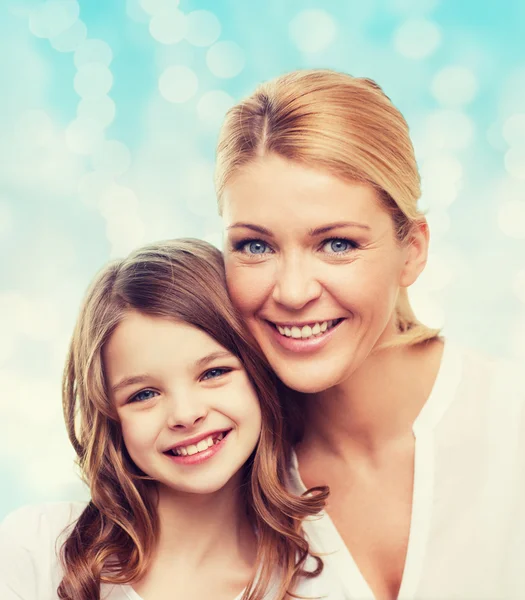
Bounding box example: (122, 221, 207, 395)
(299, 338, 444, 461)
(153, 473, 256, 569)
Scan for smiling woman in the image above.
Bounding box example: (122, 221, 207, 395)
(215, 69, 525, 599)
(0, 239, 344, 600)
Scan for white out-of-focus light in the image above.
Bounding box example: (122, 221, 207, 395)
(92, 140, 132, 176)
(393, 17, 441, 60)
(65, 117, 104, 155)
(289, 9, 337, 53)
(185, 10, 221, 47)
(77, 96, 116, 128)
(197, 90, 234, 127)
(206, 41, 245, 79)
(29, 0, 80, 39)
(503, 114, 525, 148)
(498, 200, 525, 239)
(424, 109, 475, 151)
(513, 270, 525, 304)
(74, 39, 113, 68)
(158, 65, 198, 103)
(49, 19, 87, 53)
(431, 66, 478, 107)
(140, 0, 178, 16)
(505, 147, 525, 180)
(149, 8, 186, 44)
(74, 63, 113, 99)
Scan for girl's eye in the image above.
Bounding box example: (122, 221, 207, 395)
(321, 238, 357, 254)
(235, 240, 272, 255)
(129, 389, 158, 403)
(201, 367, 232, 381)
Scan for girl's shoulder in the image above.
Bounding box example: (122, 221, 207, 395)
(0, 502, 88, 599)
(1, 501, 87, 546)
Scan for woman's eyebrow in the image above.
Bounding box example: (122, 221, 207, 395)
(226, 223, 274, 237)
(308, 222, 371, 236)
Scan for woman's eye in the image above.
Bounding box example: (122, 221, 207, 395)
(201, 367, 232, 381)
(236, 240, 272, 255)
(129, 389, 158, 403)
(321, 238, 357, 254)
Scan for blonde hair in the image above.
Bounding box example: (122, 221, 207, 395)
(59, 239, 328, 600)
(215, 68, 440, 348)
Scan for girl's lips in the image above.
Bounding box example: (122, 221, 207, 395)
(165, 430, 230, 466)
(264, 318, 345, 353)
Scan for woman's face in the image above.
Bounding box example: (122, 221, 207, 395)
(105, 311, 262, 495)
(222, 154, 427, 394)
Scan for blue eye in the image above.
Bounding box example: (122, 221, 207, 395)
(322, 238, 356, 254)
(201, 367, 232, 381)
(236, 240, 272, 255)
(129, 389, 158, 403)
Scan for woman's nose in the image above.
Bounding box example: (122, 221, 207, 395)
(271, 255, 322, 310)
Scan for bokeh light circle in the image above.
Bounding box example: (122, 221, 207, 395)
(197, 90, 235, 127)
(149, 9, 187, 44)
(431, 66, 478, 107)
(498, 200, 525, 239)
(289, 9, 337, 53)
(158, 65, 199, 103)
(92, 140, 132, 176)
(394, 18, 441, 59)
(74, 39, 113, 68)
(185, 10, 221, 47)
(206, 41, 245, 79)
(74, 63, 113, 99)
(77, 96, 116, 128)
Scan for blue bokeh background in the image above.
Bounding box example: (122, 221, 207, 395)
(1, 0, 524, 519)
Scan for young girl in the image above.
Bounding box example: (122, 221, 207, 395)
(0, 239, 338, 600)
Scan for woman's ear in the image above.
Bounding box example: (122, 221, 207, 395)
(399, 218, 430, 287)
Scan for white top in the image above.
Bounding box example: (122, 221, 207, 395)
(0, 501, 346, 599)
(288, 341, 525, 599)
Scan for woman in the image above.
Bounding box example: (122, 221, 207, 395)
(0, 239, 339, 600)
(215, 69, 525, 599)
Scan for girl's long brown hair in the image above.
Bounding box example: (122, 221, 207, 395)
(58, 238, 328, 600)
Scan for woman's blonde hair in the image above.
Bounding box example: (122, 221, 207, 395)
(215, 68, 440, 348)
(59, 239, 327, 600)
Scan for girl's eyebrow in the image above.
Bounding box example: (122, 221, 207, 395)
(195, 350, 236, 368)
(112, 374, 151, 394)
(111, 351, 236, 393)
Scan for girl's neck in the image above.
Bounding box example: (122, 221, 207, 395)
(299, 338, 444, 461)
(153, 472, 256, 569)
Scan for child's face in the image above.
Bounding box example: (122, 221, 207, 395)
(104, 311, 262, 495)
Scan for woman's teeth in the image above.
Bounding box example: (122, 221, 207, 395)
(275, 320, 339, 339)
(171, 432, 225, 456)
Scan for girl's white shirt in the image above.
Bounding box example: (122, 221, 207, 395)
(288, 340, 525, 599)
(0, 500, 345, 599)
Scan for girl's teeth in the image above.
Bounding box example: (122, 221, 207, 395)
(275, 320, 338, 339)
(173, 432, 227, 456)
(187, 444, 198, 456)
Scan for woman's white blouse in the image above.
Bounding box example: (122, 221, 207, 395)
(288, 341, 525, 599)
